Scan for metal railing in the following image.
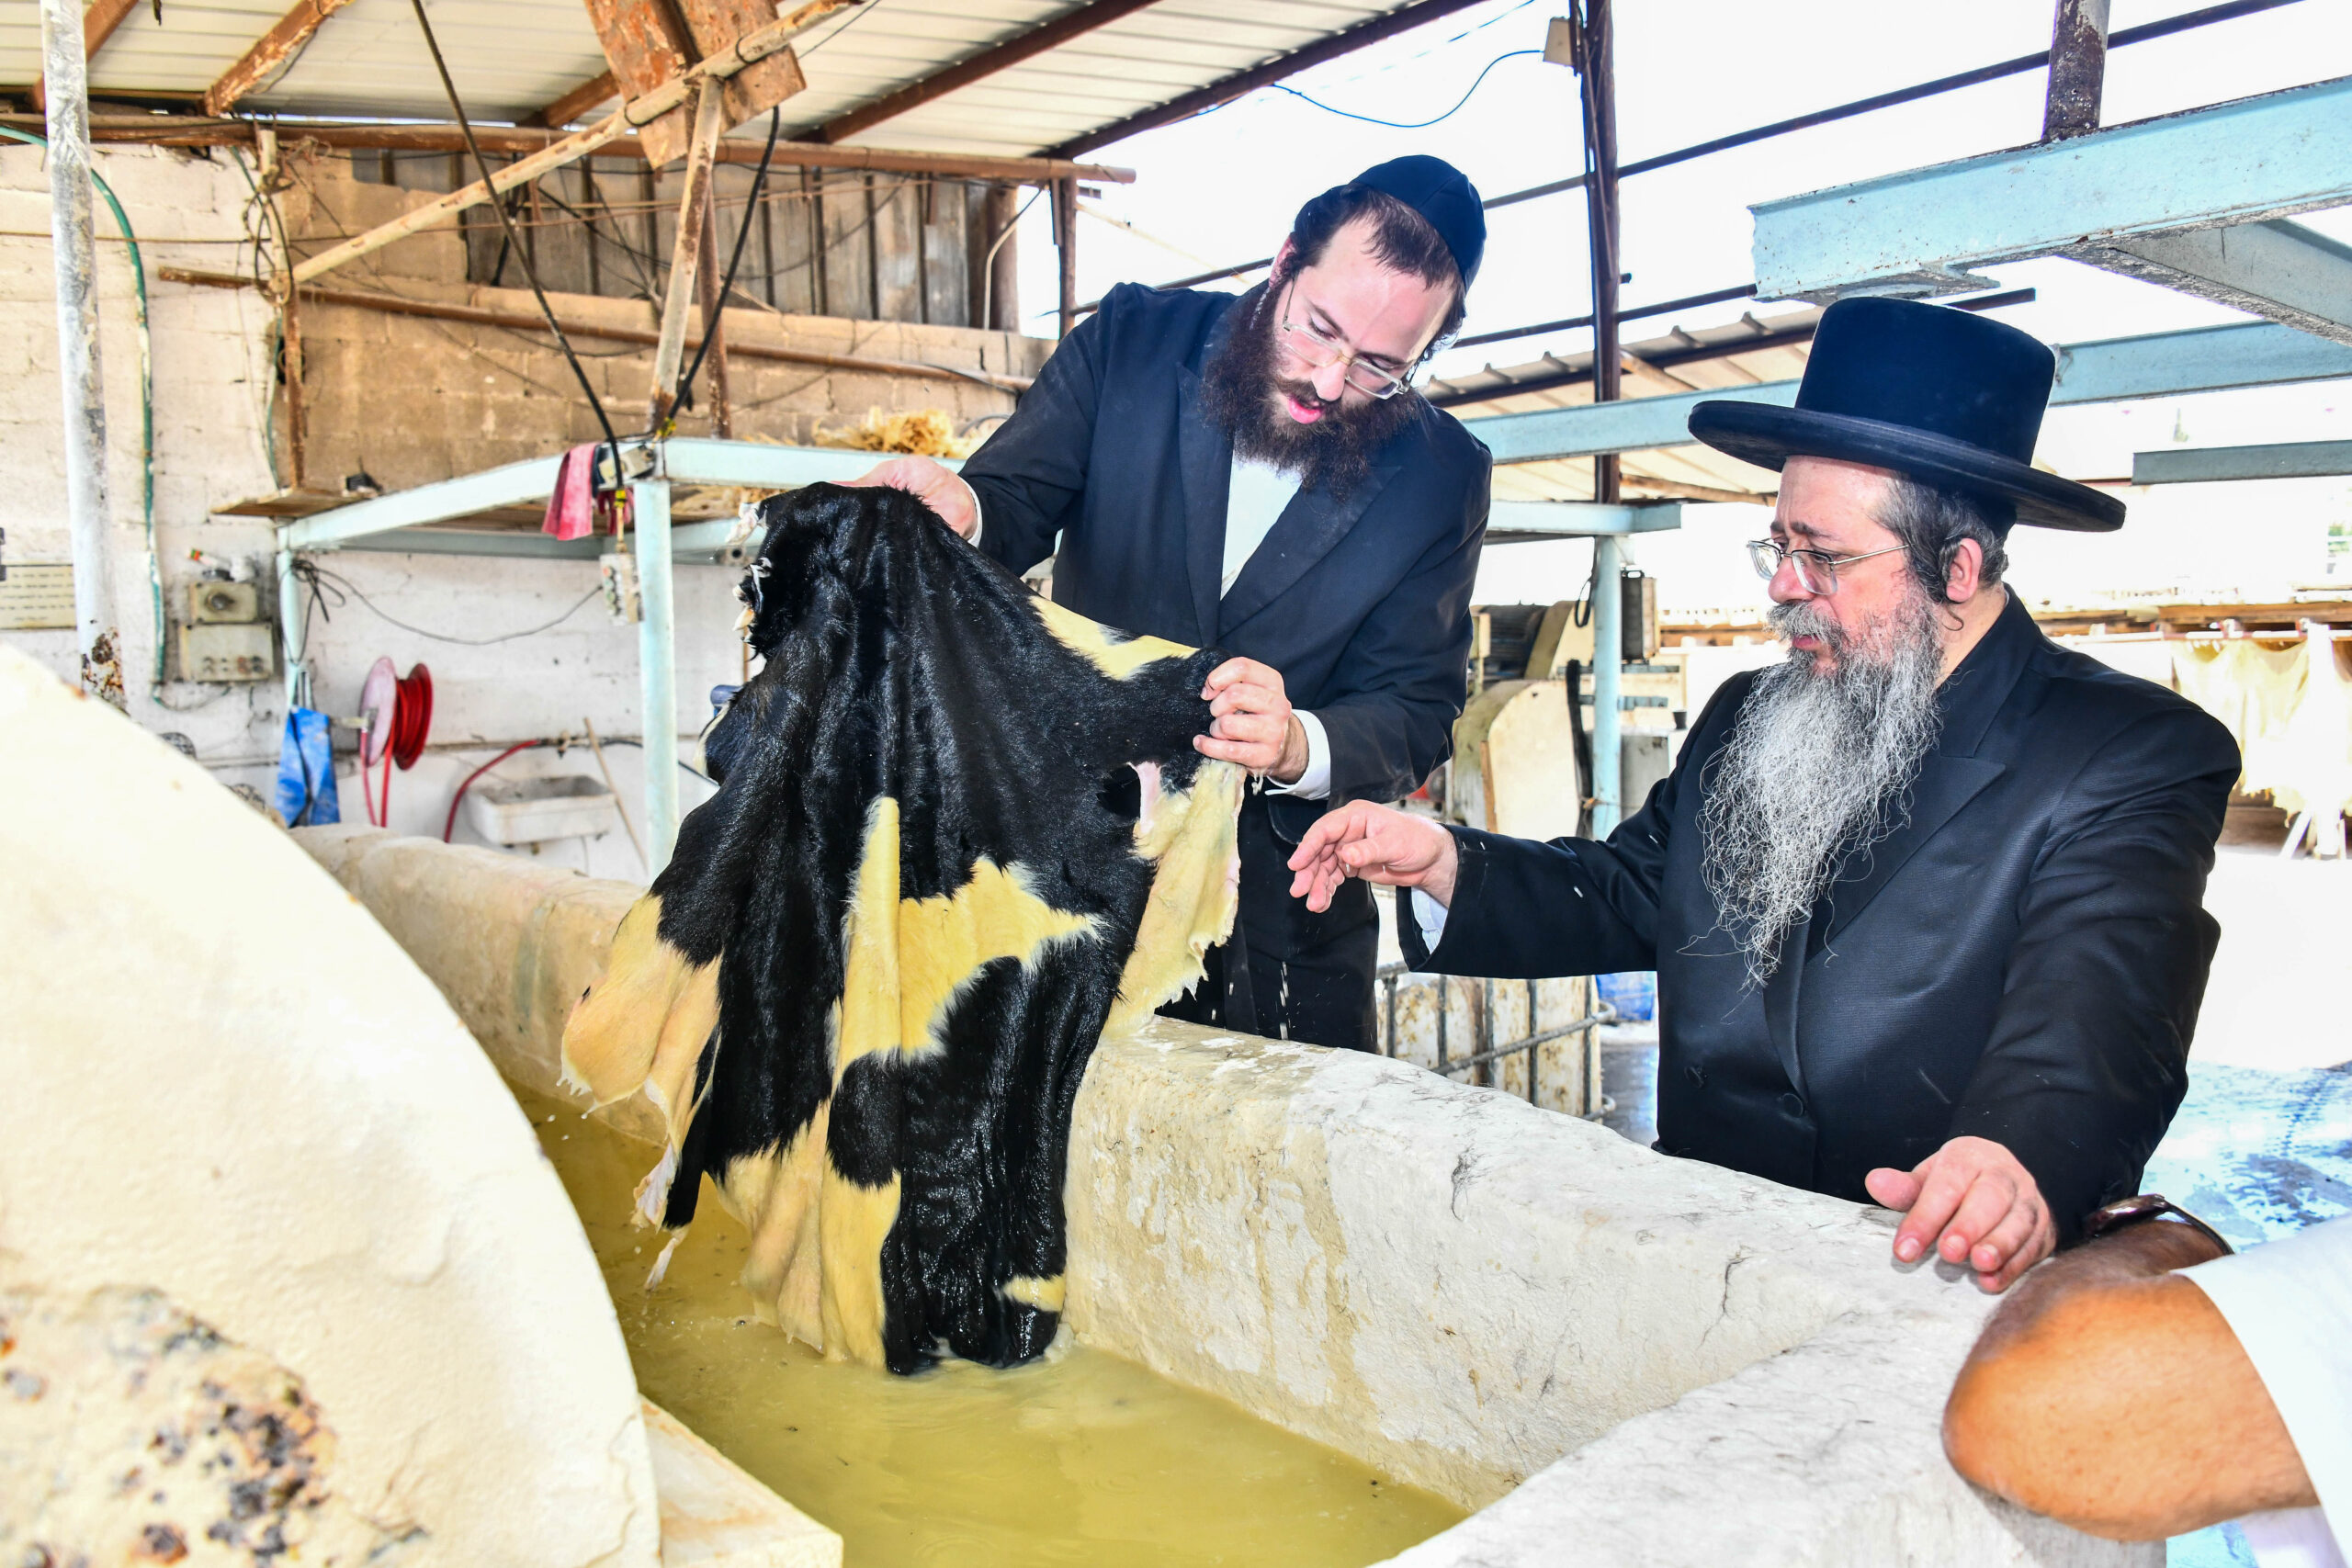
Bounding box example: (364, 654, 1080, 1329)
(1376, 962, 1614, 1117)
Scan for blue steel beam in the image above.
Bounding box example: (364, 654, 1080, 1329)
(2083, 220, 2352, 346)
(1465, 321, 2352, 465)
(279, 453, 566, 548)
(1487, 500, 1685, 540)
(1749, 75, 2352, 304)
(2133, 438, 2352, 485)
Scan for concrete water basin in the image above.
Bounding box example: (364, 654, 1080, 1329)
(295, 823, 2148, 1568)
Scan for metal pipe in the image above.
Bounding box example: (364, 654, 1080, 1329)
(1591, 535, 1623, 836)
(276, 546, 309, 710)
(2042, 0, 2112, 140)
(40, 0, 120, 706)
(634, 476, 681, 871)
(1434, 1009, 1610, 1077)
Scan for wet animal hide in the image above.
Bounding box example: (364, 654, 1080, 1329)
(562, 482, 1244, 1373)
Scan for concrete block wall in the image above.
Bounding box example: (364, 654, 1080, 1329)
(0, 143, 1046, 881)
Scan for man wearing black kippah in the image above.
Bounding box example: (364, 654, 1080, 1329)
(852, 158, 1494, 1052)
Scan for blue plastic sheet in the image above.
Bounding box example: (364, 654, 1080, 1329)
(277, 705, 341, 828)
(1597, 970, 1657, 1022)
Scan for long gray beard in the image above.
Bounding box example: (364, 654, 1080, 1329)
(1697, 589, 1947, 987)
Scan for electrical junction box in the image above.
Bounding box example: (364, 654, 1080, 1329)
(179, 622, 275, 682)
(188, 580, 260, 624)
(600, 553, 642, 624)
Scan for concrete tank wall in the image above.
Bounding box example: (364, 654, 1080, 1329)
(291, 825, 2153, 1568)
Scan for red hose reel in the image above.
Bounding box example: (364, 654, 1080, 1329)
(357, 656, 432, 829)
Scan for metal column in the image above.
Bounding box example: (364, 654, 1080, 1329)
(1590, 535, 1623, 837)
(40, 0, 121, 706)
(632, 476, 680, 872)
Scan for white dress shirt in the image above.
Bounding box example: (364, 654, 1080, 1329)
(2178, 1216, 2352, 1568)
(960, 456, 1333, 799)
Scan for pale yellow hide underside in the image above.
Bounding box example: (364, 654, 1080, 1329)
(559, 596, 1244, 1367)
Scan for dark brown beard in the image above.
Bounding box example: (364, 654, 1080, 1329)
(1198, 283, 1421, 500)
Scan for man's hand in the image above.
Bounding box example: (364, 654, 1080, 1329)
(1866, 1134, 2057, 1292)
(1196, 658, 1305, 782)
(843, 456, 978, 540)
(1286, 801, 1459, 914)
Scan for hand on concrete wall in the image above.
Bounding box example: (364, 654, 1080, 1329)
(1866, 1134, 2058, 1292)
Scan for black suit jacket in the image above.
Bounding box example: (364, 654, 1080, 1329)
(1404, 594, 2240, 1239)
(962, 283, 1492, 807)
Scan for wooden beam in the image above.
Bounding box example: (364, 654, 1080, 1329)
(156, 265, 1035, 389)
(202, 0, 357, 118)
(31, 0, 142, 112)
(7, 112, 1138, 183)
(650, 80, 728, 424)
(285, 0, 854, 284)
(817, 0, 1158, 144)
(1042, 0, 1492, 159)
(525, 69, 619, 130)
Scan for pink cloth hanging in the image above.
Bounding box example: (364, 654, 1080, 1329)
(542, 444, 598, 541)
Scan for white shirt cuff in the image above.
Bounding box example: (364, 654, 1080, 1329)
(960, 474, 983, 546)
(1266, 709, 1331, 800)
(1410, 886, 1449, 951)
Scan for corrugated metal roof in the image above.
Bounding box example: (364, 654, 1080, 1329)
(6, 0, 1438, 160)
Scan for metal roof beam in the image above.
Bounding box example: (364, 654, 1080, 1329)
(1042, 0, 1494, 159)
(817, 0, 1159, 144)
(2082, 220, 2352, 347)
(2132, 438, 2352, 485)
(1749, 74, 2352, 306)
(202, 0, 357, 118)
(1465, 320, 2352, 465)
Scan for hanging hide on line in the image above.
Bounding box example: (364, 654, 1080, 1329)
(561, 482, 1245, 1374)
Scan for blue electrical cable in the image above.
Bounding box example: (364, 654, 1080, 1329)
(1266, 48, 1542, 130)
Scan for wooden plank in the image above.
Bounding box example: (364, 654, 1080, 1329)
(202, 0, 358, 118)
(676, 0, 808, 131)
(817, 0, 1157, 144)
(156, 265, 1035, 389)
(871, 175, 922, 323)
(923, 180, 967, 327)
(820, 175, 873, 320)
(526, 70, 620, 130)
(581, 0, 698, 167)
(26, 113, 1137, 183)
(650, 81, 729, 422)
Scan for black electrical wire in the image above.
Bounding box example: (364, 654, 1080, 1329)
(406, 0, 620, 455)
(1267, 48, 1541, 130)
(293, 559, 604, 647)
(673, 105, 783, 415)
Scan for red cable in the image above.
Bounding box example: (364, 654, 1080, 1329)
(444, 739, 543, 843)
(380, 664, 432, 828)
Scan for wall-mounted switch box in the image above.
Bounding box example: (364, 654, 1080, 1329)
(180, 622, 274, 682)
(187, 581, 261, 624)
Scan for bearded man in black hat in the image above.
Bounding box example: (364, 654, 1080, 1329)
(851, 157, 1493, 1052)
(1286, 298, 2241, 1292)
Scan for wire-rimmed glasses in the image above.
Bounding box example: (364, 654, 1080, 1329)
(1746, 538, 1905, 596)
(1276, 281, 1418, 400)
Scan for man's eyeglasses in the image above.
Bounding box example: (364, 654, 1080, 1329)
(1746, 538, 1905, 596)
(1276, 281, 1417, 400)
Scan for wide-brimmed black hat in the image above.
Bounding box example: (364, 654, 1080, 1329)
(1687, 297, 2122, 532)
